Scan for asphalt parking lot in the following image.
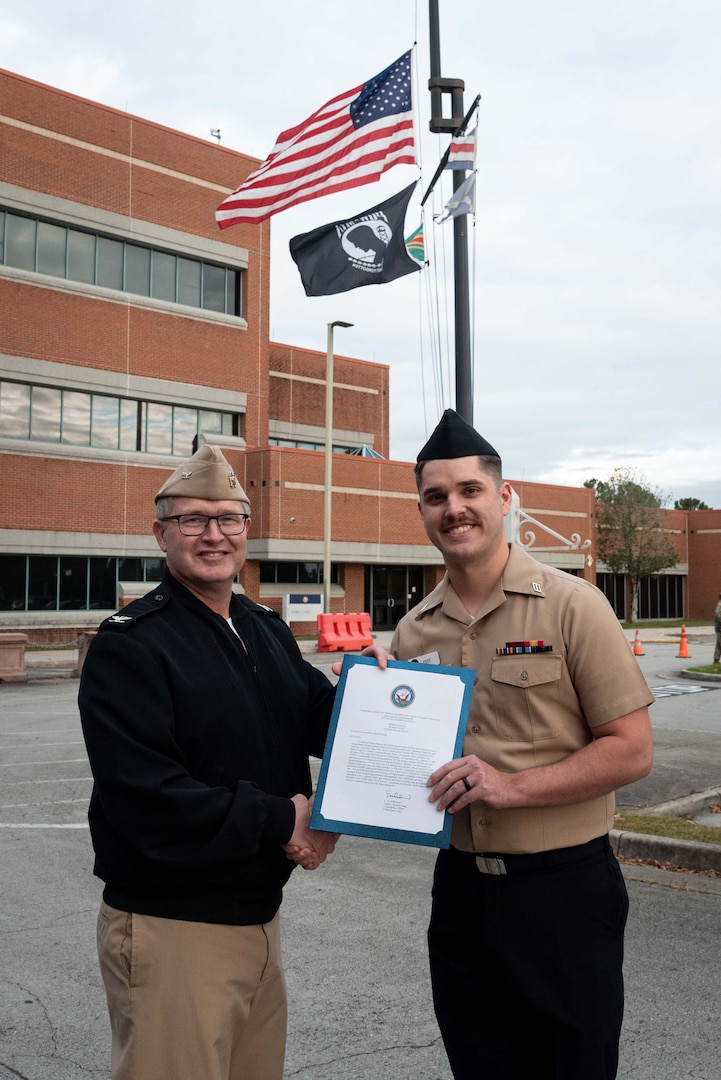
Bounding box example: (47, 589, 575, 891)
(1, 633, 719, 1079)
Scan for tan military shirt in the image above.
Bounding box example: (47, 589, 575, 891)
(391, 543, 654, 855)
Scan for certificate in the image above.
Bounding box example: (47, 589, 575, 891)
(310, 655, 474, 848)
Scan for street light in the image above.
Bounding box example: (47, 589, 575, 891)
(323, 320, 353, 614)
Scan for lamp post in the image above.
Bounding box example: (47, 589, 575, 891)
(323, 320, 353, 614)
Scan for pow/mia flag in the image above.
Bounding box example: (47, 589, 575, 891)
(289, 182, 421, 296)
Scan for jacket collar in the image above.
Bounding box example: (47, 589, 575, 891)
(161, 568, 248, 622)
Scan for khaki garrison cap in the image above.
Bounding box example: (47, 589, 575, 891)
(155, 444, 248, 503)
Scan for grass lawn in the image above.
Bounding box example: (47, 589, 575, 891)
(619, 619, 711, 631)
(615, 810, 721, 847)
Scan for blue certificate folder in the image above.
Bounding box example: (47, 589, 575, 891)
(310, 655, 474, 849)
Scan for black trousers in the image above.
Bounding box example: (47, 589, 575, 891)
(428, 836, 629, 1080)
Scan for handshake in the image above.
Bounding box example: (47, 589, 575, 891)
(282, 793, 340, 871)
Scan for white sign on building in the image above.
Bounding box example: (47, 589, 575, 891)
(282, 593, 324, 623)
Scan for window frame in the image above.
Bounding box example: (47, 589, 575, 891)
(0, 207, 243, 317)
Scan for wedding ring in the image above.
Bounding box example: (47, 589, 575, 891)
(462, 776, 472, 792)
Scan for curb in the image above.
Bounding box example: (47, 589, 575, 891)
(612, 788, 721, 873)
(681, 668, 721, 683)
(610, 829, 721, 874)
(641, 787, 721, 818)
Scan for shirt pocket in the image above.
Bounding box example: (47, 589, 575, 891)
(490, 654, 564, 742)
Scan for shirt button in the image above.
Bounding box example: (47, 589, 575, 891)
(478, 819, 487, 827)
(469, 632, 477, 640)
(471, 724, 480, 734)
(521, 670, 528, 681)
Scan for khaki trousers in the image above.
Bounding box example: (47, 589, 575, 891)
(97, 901, 287, 1080)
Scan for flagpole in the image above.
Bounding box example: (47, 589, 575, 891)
(323, 321, 353, 615)
(428, 0, 473, 425)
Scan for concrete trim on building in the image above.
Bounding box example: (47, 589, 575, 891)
(0, 114, 234, 193)
(247, 539, 443, 565)
(269, 369, 379, 395)
(531, 551, 586, 569)
(259, 583, 345, 599)
(284, 481, 419, 501)
(1, 353, 248, 412)
(0, 181, 249, 267)
(0, 530, 160, 558)
(268, 419, 376, 447)
(596, 561, 689, 576)
(0, 441, 249, 470)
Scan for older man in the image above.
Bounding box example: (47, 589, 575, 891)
(391, 410, 654, 1080)
(79, 444, 338, 1080)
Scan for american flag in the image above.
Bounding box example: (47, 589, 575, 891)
(216, 52, 416, 228)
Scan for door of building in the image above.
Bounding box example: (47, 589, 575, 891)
(366, 565, 424, 631)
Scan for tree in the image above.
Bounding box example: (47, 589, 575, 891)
(674, 496, 711, 510)
(591, 469, 679, 623)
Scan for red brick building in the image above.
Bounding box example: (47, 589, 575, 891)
(1, 69, 718, 639)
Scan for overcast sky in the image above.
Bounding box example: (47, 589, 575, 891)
(2, 1, 720, 506)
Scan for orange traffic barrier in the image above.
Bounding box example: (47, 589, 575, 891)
(317, 612, 373, 652)
(632, 629, 644, 656)
(677, 624, 690, 659)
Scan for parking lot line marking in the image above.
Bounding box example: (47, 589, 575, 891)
(0, 758, 88, 767)
(0, 797, 90, 808)
(0, 822, 89, 828)
(0, 776, 92, 785)
(1, 728, 80, 736)
(0, 740, 87, 750)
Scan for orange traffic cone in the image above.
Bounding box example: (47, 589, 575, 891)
(632, 629, 644, 656)
(677, 624, 690, 659)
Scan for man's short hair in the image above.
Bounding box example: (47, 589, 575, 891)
(414, 453, 503, 491)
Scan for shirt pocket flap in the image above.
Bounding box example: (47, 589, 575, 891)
(491, 654, 563, 688)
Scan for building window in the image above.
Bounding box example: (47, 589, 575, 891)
(0, 208, 242, 317)
(0, 555, 165, 612)
(638, 575, 684, 620)
(597, 572, 685, 621)
(597, 573, 626, 620)
(0, 379, 237, 457)
(259, 561, 339, 585)
(268, 437, 353, 453)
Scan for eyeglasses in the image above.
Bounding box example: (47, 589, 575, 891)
(161, 513, 250, 536)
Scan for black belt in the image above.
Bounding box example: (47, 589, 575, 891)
(449, 834, 610, 876)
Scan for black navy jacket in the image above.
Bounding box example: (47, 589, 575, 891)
(79, 571, 335, 925)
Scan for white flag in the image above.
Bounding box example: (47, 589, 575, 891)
(435, 173, 476, 223)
